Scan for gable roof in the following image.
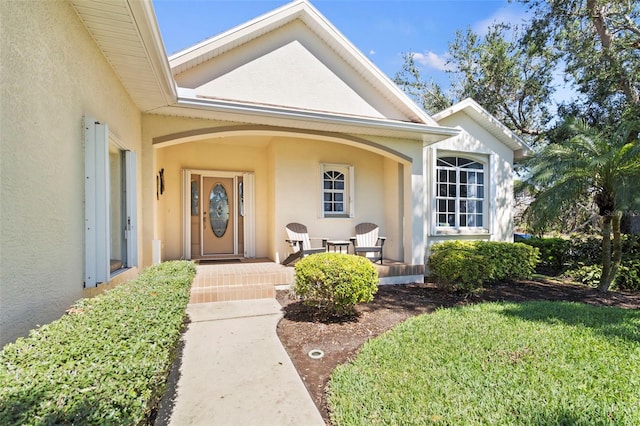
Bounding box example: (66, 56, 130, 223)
(433, 98, 532, 159)
(69, 0, 457, 142)
(168, 0, 438, 126)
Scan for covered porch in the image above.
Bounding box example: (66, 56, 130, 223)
(189, 258, 424, 303)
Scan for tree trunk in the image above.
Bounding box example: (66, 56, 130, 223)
(604, 212, 623, 290)
(598, 215, 613, 291)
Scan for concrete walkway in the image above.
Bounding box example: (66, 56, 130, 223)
(155, 299, 325, 426)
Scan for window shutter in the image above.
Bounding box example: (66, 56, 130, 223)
(84, 118, 110, 287)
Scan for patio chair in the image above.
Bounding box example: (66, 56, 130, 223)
(350, 222, 385, 264)
(282, 222, 327, 265)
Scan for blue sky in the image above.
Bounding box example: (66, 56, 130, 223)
(152, 0, 530, 89)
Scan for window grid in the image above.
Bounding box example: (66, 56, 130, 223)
(323, 170, 345, 214)
(436, 157, 485, 228)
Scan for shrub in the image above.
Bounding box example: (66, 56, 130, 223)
(0, 260, 196, 426)
(520, 237, 571, 274)
(429, 241, 539, 291)
(562, 264, 602, 288)
(568, 235, 602, 268)
(428, 241, 489, 292)
(293, 253, 378, 316)
(475, 241, 540, 282)
(615, 260, 640, 292)
(563, 260, 640, 292)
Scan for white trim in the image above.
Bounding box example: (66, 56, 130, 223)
(320, 163, 354, 218)
(182, 169, 255, 258)
(432, 151, 490, 235)
(125, 150, 138, 267)
(175, 96, 458, 141)
(243, 172, 256, 257)
(182, 169, 191, 260)
(433, 98, 532, 157)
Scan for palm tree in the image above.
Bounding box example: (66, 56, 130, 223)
(525, 117, 640, 291)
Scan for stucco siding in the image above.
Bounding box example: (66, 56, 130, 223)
(0, 0, 141, 346)
(174, 21, 409, 121)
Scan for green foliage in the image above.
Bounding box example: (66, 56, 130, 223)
(0, 261, 196, 426)
(563, 264, 603, 288)
(522, 237, 570, 274)
(328, 301, 640, 425)
(293, 253, 378, 316)
(568, 234, 602, 267)
(615, 261, 640, 292)
(428, 241, 540, 291)
(522, 0, 640, 115)
(428, 242, 488, 292)
(563, 260, 640, 292)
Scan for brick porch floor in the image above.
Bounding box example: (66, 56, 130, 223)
(189, 258, 425, 303)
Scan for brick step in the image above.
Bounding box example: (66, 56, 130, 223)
(190, 283, 275, 303)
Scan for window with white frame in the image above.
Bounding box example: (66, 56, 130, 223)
(321, 164, 354, 218)
(436, 156, 485, 229)
(85, 118, 137, 288)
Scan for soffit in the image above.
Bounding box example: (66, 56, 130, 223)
(70, 0, 175, 112)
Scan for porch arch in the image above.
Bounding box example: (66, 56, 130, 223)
(152, 125, 413, 165)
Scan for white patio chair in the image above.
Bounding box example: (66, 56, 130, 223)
(350, 222, 386, 264)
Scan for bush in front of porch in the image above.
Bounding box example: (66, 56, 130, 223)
(0, 260, 196, 425)
(293, 253, 378, 316)
(428, 241, 540, 292)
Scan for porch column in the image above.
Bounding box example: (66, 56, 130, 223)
(409, 157, 426, 266)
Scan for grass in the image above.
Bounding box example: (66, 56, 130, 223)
(327, 301, 640, 425)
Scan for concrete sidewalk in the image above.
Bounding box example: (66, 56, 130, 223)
(155, 299, 325, 426)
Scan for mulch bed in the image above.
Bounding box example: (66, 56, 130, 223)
(275, 279, 640, 424)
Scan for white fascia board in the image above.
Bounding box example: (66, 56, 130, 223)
(434, 98, 532, 156)
(175, 94, 459, 140)
(169, 0, 307, 69)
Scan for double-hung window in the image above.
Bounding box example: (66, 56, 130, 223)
(321, 164, 354, 218)
(436, 156, 485, 229)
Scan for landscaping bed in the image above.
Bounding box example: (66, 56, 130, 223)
(0, 261, 196, 426)
(276, 278, 640, 424)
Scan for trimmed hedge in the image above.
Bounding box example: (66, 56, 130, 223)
(428, 241, 540, 291)
(0, 260, 196, 426)
(293, 253, 378, 316)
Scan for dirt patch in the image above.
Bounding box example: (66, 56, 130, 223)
(275, 279, 640, 424)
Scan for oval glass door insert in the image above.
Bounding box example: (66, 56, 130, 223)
(209, 183, 229, 238)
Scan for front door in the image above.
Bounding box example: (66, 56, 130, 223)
(203, 177, 235, 255)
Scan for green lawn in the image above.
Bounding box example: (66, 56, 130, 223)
(328, 301, 640, 425)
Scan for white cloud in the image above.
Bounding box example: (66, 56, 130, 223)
(412, 51, 453, 72)
(369, 50, 376, 55)
(472, 7, 529, 37)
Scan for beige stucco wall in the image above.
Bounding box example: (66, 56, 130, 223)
(174, 21, 409, 121)
(0, 0, 141, 346)
(142, 115, 421, 264)
(427, 112, 515, 251)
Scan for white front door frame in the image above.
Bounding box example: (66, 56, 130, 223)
(182, 169, 255, 259)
